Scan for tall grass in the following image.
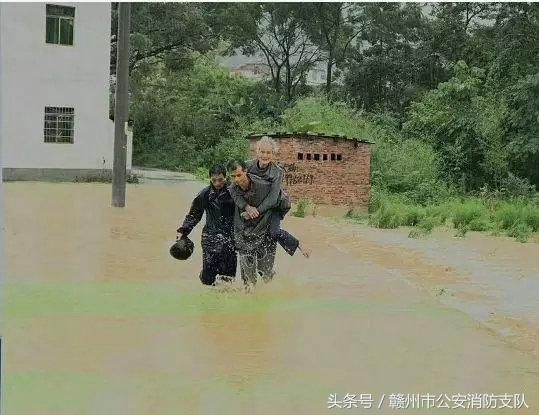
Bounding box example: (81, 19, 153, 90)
(360, 190, 539, 242)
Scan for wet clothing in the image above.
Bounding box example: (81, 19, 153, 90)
(234, 160, 298, 256)
(270, 212, 298, 256)
(229, 174, 281, 285)
(228, 174, 274, 253)
(238, 234, 277, 285)
(245, 160, 284, 214)
(199, 238, 236, 285)
(178, 183, 236, 285)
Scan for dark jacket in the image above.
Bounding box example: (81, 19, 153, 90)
(178, 184, 235, 252)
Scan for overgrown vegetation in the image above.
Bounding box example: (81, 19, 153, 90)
(292, 199, 310, 218)
(123, 3, 539, 242)
(360, 189, 539, 242)
(74, 173, 140, 184)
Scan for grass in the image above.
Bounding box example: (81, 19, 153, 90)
(74, 173, 140, 184)
(292, 199, 310, 218)
(354, 192, 539, 242)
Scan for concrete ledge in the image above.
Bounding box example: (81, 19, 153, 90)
(2, 168, 131, 182)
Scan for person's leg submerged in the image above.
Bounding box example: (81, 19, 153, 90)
(238, 251, 257, 287)
(199, 250, 219, 285)
(218, 245, 237, 282)
(258, 236, 277, 283)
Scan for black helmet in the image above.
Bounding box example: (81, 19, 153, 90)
(170, 236, 194, 260)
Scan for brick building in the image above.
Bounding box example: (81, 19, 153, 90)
(247, 132, 374, 210)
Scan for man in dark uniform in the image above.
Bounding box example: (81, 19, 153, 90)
(177, 164, 236, 286)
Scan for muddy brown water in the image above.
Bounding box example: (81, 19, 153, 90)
(2, 175, 538, 414)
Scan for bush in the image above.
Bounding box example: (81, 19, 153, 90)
(523, 205, 539, 232)
(132, 57, 273, 173)
(495, 204, 522, 230)
(494, 201, 539, 232)
(418, 216, 438, 233)
(507, 223, 532, 243)
(372, 137, 449, 205)
(401, 205, 426, 226)
(280, 96, 370, 138)
(292, 199, 310, 218)
(451, 201, 488, 229)
(369, 205, 401, 229)
(73, 173, 139, 184)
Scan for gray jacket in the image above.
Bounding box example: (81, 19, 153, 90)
(245, 160, 284, 214)
(228, 173, 274, 252)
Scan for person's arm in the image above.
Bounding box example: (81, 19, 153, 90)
(256, 165, 283, 214)
(177, 190, 205, 236)
(227, 184, 248, 210)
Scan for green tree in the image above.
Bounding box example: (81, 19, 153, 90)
(484, 3, 539, 90)
(216, 3, 321, 101)
(110, 3, 221, 76)
(504, 73, 539, 186)
(403, 62, 493, 191)
(344, 3, 430, 113)
(131, 58, 265, 171)
(300, 3, 365, 95)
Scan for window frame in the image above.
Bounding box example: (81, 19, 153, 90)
(45, 4, 75, 46)
(44, 106, 75, 144)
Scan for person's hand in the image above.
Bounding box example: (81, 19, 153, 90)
(245, 205, 259, 219)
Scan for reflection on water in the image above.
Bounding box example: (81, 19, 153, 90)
(3, 181, 539, 414)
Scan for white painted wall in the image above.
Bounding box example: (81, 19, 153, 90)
(0, 3, 131, 170)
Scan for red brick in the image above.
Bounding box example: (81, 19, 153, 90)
(248, 134, 373, 209)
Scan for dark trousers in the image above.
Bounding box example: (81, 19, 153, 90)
(238, 235, 277, 285)
(199, 233, 237, 286)
(270, 210, 299, 256)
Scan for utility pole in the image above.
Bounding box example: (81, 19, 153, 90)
(0, 4, 4, 412)
(112, 2, 131, 207)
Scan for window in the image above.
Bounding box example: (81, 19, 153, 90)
(314, 154, 320, 161)
(46, 4, 75, 45)
(306, 153, 312, 161)
(44, 107, 74, 143)
(323, 154, 328, 161)
(297, 152, 303, 160)
(337, 154, 342, 161)
(331, 153, 336, 161)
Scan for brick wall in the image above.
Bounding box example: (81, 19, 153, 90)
(248, 135, 372, 208)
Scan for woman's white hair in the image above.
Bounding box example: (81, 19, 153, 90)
(256, 135, 279, 153)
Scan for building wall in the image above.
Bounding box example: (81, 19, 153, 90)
(0, 3, 131, 174)
(249, 136, 372, 208)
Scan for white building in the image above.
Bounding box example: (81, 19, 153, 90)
(0, 2, 132, 181)
(220, 52, 329, 87)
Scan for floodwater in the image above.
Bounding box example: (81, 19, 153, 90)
(2, 170, 538, 414)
